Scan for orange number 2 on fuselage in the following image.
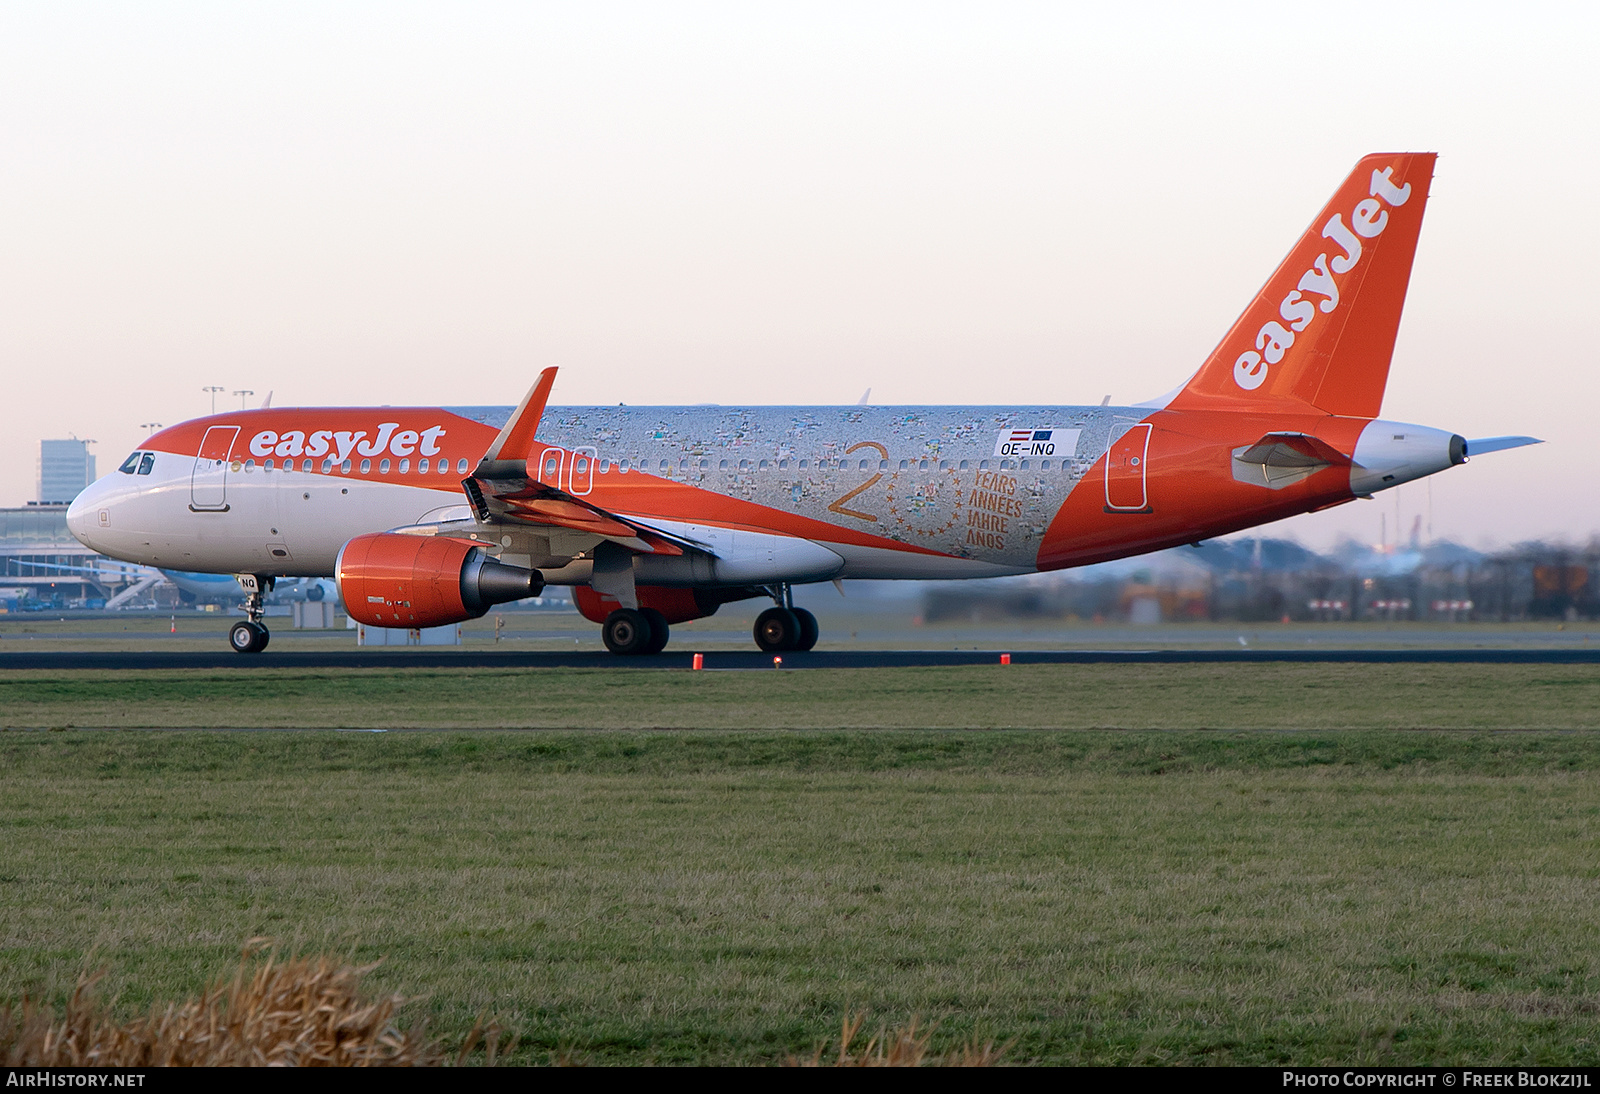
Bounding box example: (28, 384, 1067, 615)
(827, 441, 889, 522)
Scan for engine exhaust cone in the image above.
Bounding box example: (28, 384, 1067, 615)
(461, 549, 544, 614)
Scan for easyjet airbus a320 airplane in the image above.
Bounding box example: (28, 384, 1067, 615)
(68, 153, 1538, 655)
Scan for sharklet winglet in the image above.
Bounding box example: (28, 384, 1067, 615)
(480, 367, 558, 466)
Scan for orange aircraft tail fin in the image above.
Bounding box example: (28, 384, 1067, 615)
(1166, 152, 1436, 418)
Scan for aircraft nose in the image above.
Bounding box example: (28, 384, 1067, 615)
(65, 480, 111, 548)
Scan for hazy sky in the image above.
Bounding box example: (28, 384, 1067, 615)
(3, 2, 1595, 551)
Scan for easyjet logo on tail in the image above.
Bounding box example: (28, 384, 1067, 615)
(1233, 167, 1413, 391)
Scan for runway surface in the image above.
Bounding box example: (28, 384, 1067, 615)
(4, 648, 1599, 670)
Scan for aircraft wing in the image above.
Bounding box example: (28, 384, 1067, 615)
(453, 366, 701, 558)
(460, 468, 691, 556)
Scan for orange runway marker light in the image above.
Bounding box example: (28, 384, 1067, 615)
(692, 653, 703, 671)
(1000, 653, 1011, 665)
(170, 616, 177, 634)
(773, 656, 782, 669)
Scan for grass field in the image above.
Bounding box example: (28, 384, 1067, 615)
(2, 662, 1600, 730)
(2, 664, 1599, 1065)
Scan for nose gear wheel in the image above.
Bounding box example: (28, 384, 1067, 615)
(229, 620, 269, 653)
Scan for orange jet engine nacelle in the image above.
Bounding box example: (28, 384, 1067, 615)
(337, 532, 543, 628)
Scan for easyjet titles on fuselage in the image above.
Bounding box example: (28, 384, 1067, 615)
(247, 424, 449, 465)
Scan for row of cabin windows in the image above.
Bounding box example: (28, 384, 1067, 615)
(590, 457, 1071, 473)
(124, 447, 1075, 483)
(129, 450, 1073, 481)
(123, 452, 473, 477)
(238, 456, 470, 476)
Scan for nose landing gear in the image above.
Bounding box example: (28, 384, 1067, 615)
(230, 573, 274, 654)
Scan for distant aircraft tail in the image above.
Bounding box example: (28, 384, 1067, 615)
(1166, 152, 1436, 418)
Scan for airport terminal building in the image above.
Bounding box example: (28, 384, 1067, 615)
(0, 504, 155, 610)
(2, 439, 156, 609)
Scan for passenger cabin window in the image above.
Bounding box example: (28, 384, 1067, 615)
(399, 458, 410, 473)
(118, 452, 141, 474)
(360, 459, 371, 473)
(137, 453, 154, 475)
(457, 458, 467, 474)
(417, 459, 429, 474)
(379, 458, 390, 473)
(264, 459, 274, 471)
(302, 459, 313, 472)
(322, 458, 334, 473)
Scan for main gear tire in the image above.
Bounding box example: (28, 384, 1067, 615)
(603, 608, 654, 655)
(754, 607, 801, 652)
(793, 607, 819, 651)
(640, 608, 670, 654)
(229, 620, 269, 654)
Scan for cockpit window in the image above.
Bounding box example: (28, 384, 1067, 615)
(118, 452, 142, 474)
(138, 453, 155, 475)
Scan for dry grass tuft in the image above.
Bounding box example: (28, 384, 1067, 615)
(1, 943, 440, 1067)
(790, 1013, 1009, 1067)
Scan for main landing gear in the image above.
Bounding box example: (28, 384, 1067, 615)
(597, 585, 820, 656)
(229, 574, 274, 654)
(602, 607, 670, 656)
(753, 584, 818, 653)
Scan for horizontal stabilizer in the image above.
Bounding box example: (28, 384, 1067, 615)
(1465, 436, 1543, 457)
